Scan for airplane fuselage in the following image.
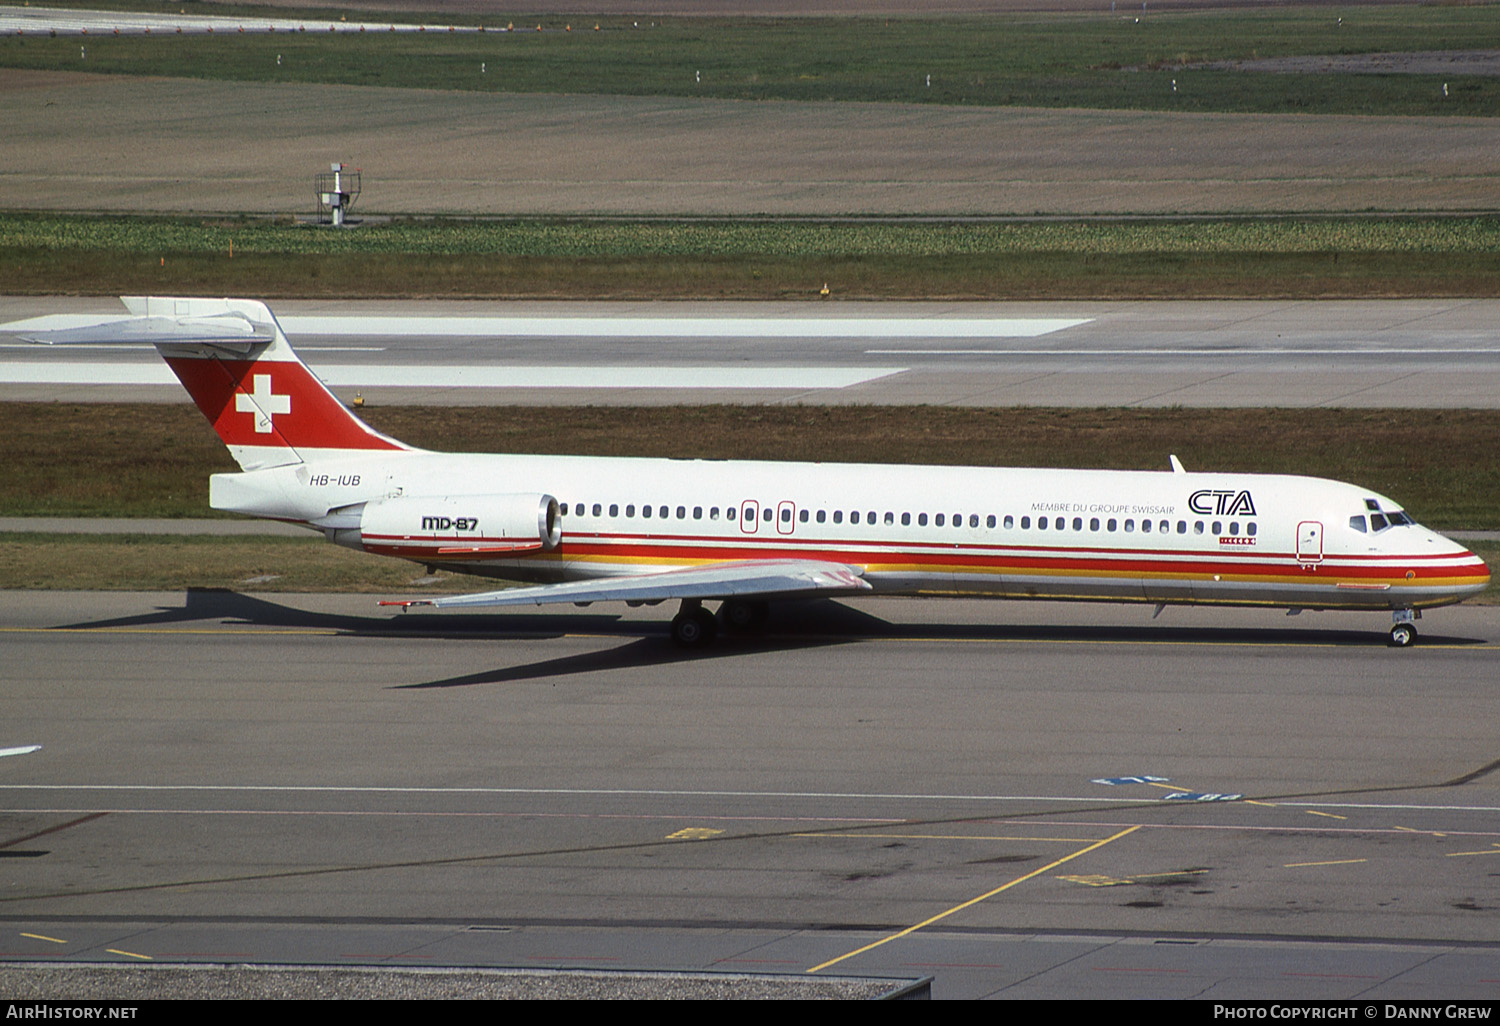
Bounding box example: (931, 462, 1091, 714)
(212, 451, 1489, 613)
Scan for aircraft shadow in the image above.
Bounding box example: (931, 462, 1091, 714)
(54, 590, 1486, 690)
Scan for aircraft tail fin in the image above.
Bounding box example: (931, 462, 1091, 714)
(25, 297, 411, 472)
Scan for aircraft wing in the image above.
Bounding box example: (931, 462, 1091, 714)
(381, 559, 870, 610)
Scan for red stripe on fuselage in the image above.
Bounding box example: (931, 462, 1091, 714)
(526, 531, 1488, 584)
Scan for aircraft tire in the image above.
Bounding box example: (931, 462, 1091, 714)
(721, 599, 770, 634)
(671, 608, 718, 648)
(1389, 622, 1418, 648)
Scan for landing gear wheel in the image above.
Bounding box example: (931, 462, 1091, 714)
(721, 599, 770, 634)
(671, 607, 719, 648)
(1389, 622, 1418, 648)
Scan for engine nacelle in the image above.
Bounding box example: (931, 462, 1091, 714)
(337, 493, 561, 560)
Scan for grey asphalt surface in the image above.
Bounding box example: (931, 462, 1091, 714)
(4, 297, 1500, 407)
(2, 590, 1498, 999)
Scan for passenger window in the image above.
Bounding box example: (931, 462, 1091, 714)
(1248, 523, 1257, 536)
(885, 512, 895, 525)
(986, 515, 996, 528)
(1072, 517, 1082, 531)
(952, 513, 960, 528)
(1194, 521, 1203, 534)
(1038, 517, 1047, 530)
(1159, 520, 1169, 534)
(799, 510, 809, 522)
(626, 504, 636, 517)
(1211, 521, 1222, 535)
(710, 507, 720, 520)
(901, 512, 911, 526)
(1021, 516, 1031, 529)
(642, 505, 652, 519)
(833, 510, 843, 524)
(781, 508, 792, 523)
(971, 515, 980, 528)
(609, 504, 619, 517)
(936, 514, 945, 527)
(677, 506, 686, 519)
(1124, 519, 1134, 533)
(869, 511, 877, 524)
(763, 507, 772, 522)
(1004, 515, 1014, 529)
(1229, 521, 1239, 536)
(1090, 517, 1100, 531)
(1142, 520, 1152, 533)
(726, 507, 735, 521)
(918, 513, 928, 527)
(1177, 521, 1187, 534)
(592, 503, 602, 517)
(693, 506, 702, 519)
(851, 511, 860, 525)
(816, 510, 826, 523)
(1107, 518, 1116, 532)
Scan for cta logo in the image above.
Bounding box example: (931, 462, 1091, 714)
(1189, 489, 1256, 517)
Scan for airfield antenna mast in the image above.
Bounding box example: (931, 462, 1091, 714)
(314, 162, 361, 227)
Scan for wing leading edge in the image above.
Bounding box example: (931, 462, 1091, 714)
(381, 559, 870, 610)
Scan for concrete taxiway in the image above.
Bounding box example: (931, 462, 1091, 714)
(2, 590, 1498, 998)
(2, 296, 1499, 408)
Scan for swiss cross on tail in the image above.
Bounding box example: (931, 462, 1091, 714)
(235, 373, 292, 434)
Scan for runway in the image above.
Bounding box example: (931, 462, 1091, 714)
(3, 590, 1499, 998)
(2, 297, 1499, 407)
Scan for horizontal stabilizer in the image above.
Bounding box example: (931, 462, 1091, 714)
(21, 314, 272, 351)
(382, 559, 870, 610)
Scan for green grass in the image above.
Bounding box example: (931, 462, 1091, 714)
(4, 4, 1500, 116)
(10, 216, 1500, 257)
(5, 404, 1499, 529)
(6, 214, 1500, 299)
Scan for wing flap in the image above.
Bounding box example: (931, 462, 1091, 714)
(381, 559, 869, 610)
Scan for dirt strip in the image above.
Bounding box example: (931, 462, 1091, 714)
(4, 70, 1498, 216)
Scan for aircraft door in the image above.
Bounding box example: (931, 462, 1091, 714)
(776, 501, 796, 535)
(1297, 521, 1324, 563)
(740, 500, 759, 534)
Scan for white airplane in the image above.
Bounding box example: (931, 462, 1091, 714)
(25, 297, 1489, 648)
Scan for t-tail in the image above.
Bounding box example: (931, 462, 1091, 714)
(24, 296, 411, 471)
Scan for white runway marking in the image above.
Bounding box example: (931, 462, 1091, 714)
(278, 316, 1093, 339)
(865, 347, 1500, 356)
(0, 313, 1090, 340)
(0, 5, 478, 34)
(0, 362, 906, 390)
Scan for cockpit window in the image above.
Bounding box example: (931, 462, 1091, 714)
(1370, 513, 1389, 531)
(1388, 511, 1415, 526)
(1365, 498, 1381, 511)
(1349, 515, 1367, 533)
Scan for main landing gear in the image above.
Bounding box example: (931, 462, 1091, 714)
(670, 600, 718, 648)
(669, 598, 772, 648)
(1388, 608, 1420, 648)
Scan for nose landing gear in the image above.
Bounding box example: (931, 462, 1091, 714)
(1389, 609, 1420, 648)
